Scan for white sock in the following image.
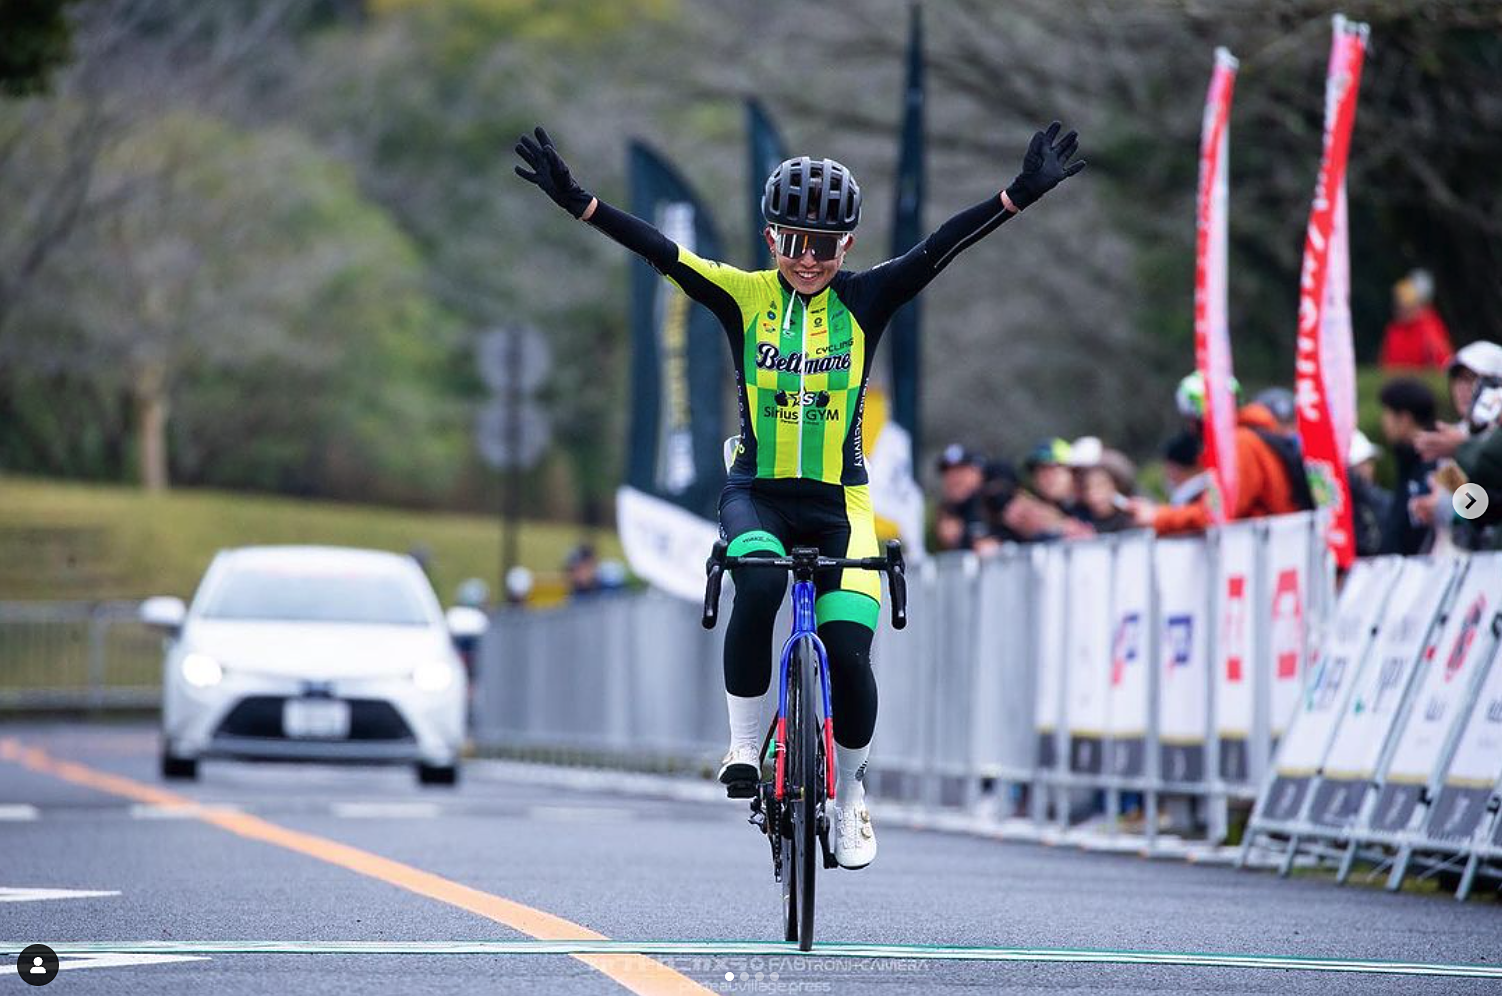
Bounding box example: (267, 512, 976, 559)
(725, 692, 763, 751)
(835, 742, 870, 807)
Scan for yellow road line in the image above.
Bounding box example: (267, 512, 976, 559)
(1, 737, 714, 996)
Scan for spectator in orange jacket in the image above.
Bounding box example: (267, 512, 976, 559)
(1379, 269, 1453, 370)
(1127, 372, 1303, 535)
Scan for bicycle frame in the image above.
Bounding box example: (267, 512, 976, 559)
(773, 578, 837, 804)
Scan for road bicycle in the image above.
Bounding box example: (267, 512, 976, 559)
(702, 540, 907, 951)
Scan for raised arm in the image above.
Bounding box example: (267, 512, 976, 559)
(514, 126, 678, 270)
(857, 120, 1085, 313)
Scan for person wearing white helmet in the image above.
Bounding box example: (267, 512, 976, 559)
(1346, 429, 1390, 557)
(1414, 340, 1502, 463)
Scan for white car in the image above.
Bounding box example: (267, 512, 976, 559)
(141, 545, 486, 785)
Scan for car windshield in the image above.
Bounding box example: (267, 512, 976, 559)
(199, 565, 432, 625)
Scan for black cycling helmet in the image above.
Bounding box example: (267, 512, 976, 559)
(761, 156, 861, 232)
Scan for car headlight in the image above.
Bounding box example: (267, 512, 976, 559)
(412, 659, 454, 693)
(181, 652, 224, 689)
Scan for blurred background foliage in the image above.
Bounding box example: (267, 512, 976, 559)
(1, 0, 1498, 517)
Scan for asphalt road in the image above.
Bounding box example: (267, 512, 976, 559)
(1, 723, 1498, 995)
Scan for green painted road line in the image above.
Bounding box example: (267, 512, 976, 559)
(3, 941, 1499, 979)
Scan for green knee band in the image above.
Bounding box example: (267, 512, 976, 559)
(815, 591, 879, 631)
(727, 530, 785, 557)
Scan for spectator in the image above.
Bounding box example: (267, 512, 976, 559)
(1415, 341, 1502, 463)
(1254, 387, 1298, 438)
(565, 543, 601, 597)
(1377, 377, 1439, 555)
(1347, 430, 1391, 557)
(1161, 431, 1208, 506)
(1128, 372, 1305, 535)
(1379, 269, 1454, 370)
(1452, 373, 1502, 550)
(977, 459, 1023, 548)
(1072, 446, 1136, 533)
(505, 565, 535, 606)
(1024, 438, 1079, 516)
(455, 577, 492, 611)
(934, 444, 989, 551)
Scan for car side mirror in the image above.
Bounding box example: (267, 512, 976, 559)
(445, 606, 489, 641)
(140, 596, 187, 635)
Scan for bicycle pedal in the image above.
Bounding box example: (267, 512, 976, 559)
(724, 779, 758, 799)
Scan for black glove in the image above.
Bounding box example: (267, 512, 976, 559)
(514, 126, 594, 218)
(1004, 120, 1085, 211)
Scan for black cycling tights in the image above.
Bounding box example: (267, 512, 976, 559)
(724, 560, 878, 750)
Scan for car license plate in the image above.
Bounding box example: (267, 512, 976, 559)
(283, 698, 351, 739)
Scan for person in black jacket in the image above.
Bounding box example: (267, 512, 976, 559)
(1377, 377, 1438, 555)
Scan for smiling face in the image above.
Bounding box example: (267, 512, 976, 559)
(765, 226, 852, 295)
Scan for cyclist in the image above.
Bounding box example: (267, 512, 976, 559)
(515, 122, 1084, 869)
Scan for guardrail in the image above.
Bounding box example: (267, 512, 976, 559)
(0, 601, 162, 710)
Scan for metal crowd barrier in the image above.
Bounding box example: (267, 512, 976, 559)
(473, 511, 1347, 848)
(0, 601, 162, 710)
(1240, 551, 1502, 898)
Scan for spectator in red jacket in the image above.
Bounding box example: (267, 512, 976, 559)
(1379, 269, 1453, 370)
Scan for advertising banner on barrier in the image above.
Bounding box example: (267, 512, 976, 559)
(1425, 631, 1502, 842)
(1194, 47, 1240, 523)
(1265, 514, 1313, 738)
(1107, 534, 1152, 778)
(1311, 557, 1457, 827)
(1067, 543, 1113, 774)
(1215, 522, 1259, 781)
(1370, 556, 1502, 833)
(1156, 538, 1210, 783)
(1034, 543, 1068, 769)
(1294, 16, 1367, 570)
(1259, 558, 1397, 822)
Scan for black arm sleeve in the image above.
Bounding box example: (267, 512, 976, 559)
(584, 198, 743, 334)
(844, 194, 1015, 331)
(585, 199, 678, 272)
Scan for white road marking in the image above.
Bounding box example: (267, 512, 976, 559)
(128, 803, 242, 820)
(59, 953, 209, 971)
(329, 802, 441, 819)
(5, 940, 1498, 979)
(526, 805, 635, 823)
(0, 805, 39, 821)
(0, 887, 120, 903)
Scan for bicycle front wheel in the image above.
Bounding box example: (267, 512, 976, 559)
(792, 636, 819, 951)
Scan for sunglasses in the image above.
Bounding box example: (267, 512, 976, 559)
(773, 228, 849, 262)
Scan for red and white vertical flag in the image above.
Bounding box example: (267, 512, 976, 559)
(1295, 15, 1368, 569)
(1195, 47, 1240, 524)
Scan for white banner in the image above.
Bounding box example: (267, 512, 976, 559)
(1273, 557, 1398, 775)
(1066, 543, 1113, 743)
(1264, 514, 1313, 736)
(1321, 557, 1457, 779)
(1156, 538, 1209, 745)
(1033, 543, 1068, 744)
(865, 417, 928, 563)
(1443, 637, 1502, 788)
(615, 485, 722, 602)
(1215, 522, 1259, 738)
(1107, 534, 1153, 740)
(1384, 556, 1502, 784)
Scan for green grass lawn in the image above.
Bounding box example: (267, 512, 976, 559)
(0, 474, 620, 603)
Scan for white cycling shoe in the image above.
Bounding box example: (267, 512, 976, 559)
(717, 743, 761, 798)
(834, 800, 877, 869)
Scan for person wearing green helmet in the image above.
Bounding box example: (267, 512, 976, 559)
(1128, 372, 1307, 534)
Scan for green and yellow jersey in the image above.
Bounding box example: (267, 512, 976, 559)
(586, 193, 1017, 487)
